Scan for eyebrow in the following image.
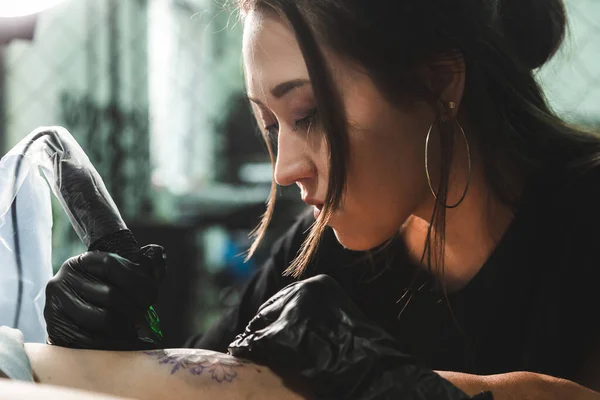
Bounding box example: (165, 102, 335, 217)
(247, 79, 310, 105)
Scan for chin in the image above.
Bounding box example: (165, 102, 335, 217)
(331, 227, 392, 251)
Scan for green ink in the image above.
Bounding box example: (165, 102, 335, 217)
(144, 306, 163, 341)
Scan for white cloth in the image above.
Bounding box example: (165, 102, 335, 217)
(0, 326, 33, 381)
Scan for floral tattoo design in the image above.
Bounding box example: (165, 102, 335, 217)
(144, 349, 246, 383)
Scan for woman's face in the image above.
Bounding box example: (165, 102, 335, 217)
(243, 12, 436, 251)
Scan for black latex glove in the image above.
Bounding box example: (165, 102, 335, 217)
(229, 274, 493, 400)
(44, 244, 166, 350)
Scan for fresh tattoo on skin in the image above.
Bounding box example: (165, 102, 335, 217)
(144, 349, 249, 383)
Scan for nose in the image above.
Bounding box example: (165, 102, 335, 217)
(274, 128, 314, 187)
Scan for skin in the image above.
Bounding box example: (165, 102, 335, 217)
(243, 11, 513, 290)
(0, 344, 595, 400)
(0, 379, 128, 400)
(21, 343, 306, 400)
(241, 10, 600, 400)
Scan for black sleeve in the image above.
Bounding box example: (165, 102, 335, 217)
(185, 210, 315, 352)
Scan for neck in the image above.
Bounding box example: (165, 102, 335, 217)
(402, 136, 516, 291)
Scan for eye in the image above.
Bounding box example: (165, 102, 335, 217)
(263, 108, 318, 139)
(292, 108, 318, 132)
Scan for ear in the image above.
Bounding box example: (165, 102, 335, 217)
(425, 50, 466, 118)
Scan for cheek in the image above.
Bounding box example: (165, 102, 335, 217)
(333, 105, 431, 249)
(343, 83, 430, 210)
(350, 117, 427, 211)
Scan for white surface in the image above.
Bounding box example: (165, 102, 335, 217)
(0, 0, 66, 17)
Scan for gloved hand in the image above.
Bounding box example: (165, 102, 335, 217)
(228, 274, 493, 400)
(44, 244, 166, 350)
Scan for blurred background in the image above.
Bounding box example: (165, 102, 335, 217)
(0, 0, 598, 346)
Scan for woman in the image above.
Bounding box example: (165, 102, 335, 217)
(44, 0, 600, 398)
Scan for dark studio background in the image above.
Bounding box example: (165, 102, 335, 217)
(0, 0, 599, 346)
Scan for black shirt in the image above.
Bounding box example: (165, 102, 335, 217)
(191, 165, 600, 389)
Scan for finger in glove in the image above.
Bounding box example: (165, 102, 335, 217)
(79, 252, 161, 309)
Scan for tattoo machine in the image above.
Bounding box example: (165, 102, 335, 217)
(0, 126, 162, 342)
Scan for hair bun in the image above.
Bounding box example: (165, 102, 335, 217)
(498, 0, 567, 70)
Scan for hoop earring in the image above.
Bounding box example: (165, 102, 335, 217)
(424, 119, 472, 209)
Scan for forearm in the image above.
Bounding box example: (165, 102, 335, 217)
(25, 344, 305, 400)
(436, 370, 600, 400)
(0, 379, 130, 400)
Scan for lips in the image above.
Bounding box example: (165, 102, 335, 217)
(302, 197, 324, 218)
(302, 197, 324, 208)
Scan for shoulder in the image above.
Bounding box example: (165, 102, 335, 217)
(559, 163, 600, 255)
(524, 162, 600, 223)
(552, 163, 600, 232)
(495, 163, 600, 288)
(553, 161, 600, 200)
(527, 162, 600, 280)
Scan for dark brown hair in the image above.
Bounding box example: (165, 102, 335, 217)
(240, 0, 600, 278)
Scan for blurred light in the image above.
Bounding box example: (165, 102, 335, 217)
(239, 163, 273, 184)
(0, 0, 66, 18)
